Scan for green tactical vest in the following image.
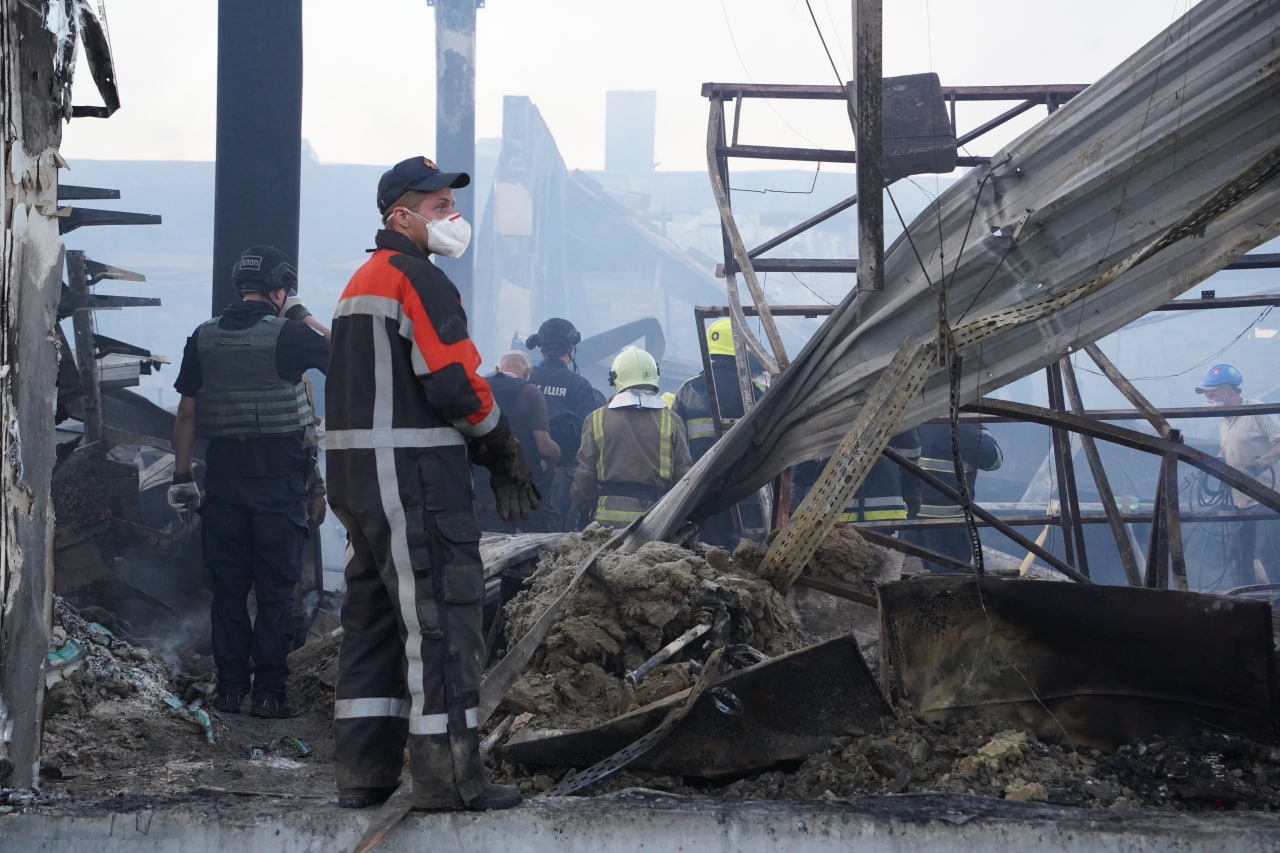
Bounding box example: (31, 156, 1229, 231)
(194, 315, 312, 440)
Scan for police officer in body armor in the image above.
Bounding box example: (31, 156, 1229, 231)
(168, 246, 329, 718)
(672, 317, 765, 546)
(526, 317, 604, 528)
(572, 347, 692, 528)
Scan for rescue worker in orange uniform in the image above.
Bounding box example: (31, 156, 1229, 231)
(325, 156, 537, 812)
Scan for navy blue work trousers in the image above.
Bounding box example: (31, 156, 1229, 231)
(201, 487, 305, 698)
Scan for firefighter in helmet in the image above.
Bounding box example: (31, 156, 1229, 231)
(672, 317, 766, 545)
(572, 347, 692, 528)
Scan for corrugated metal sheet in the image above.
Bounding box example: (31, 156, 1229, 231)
(631, 0, 1280, 546)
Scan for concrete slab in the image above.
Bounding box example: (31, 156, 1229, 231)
(2, 791, 1277, 852)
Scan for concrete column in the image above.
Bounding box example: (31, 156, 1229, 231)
(211, 0, 303, 315)
(434, 0, 478, 317)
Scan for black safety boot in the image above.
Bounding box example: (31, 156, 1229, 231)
(465, 782, 522, 811)
(337, 786, 398, 809)
(409, 782, 522, 812)
(209, 690, 246, 714)
(250, 695, 301, 718)
(408, 732, 523, 811)
(409, 735, 467, 811)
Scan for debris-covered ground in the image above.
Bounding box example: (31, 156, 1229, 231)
(15, 599, 336, 816)
(496, 523, 891, 731)
(485, 527, 1280, 812)
(7, 527, 1280, 818)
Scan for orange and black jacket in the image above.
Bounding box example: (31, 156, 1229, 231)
(325, 230, 510, 514)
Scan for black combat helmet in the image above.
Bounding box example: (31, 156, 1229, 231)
(232, 245, 298, 294)
(525, 317, 581, 356)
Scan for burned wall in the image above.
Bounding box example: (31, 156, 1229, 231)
(1, 0, 74, 788)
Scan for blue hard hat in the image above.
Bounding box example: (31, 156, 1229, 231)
(1195, 363, 1243, 393)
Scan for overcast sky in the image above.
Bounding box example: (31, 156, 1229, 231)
(62, 0, 1197, 172)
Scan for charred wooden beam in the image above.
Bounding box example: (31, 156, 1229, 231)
(66, 251, 104, 445)
(56, 185, 119, 200)
(57, 207, 161, 235)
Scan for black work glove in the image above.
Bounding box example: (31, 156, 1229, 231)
(481, 434, 541, 522)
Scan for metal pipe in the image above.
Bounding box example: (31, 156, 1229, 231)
(624, 622, 712, 687)
(1084, 343, 1173, 438)
(1144, 457, 1171, 588)
(853, 0, 884, 292)
(699, 82, 1089, 102)
(864, 508, 1276, 527)
(967, 398, 1280, 513)
(705, 100, 787, 371)
(1162, 446, 1189, 591)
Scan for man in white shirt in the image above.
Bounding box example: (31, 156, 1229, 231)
(1197, 363, 1280, 587)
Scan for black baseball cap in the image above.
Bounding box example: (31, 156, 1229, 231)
(377, 156, 470, 215)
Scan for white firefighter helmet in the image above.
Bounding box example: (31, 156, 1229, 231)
(608, 346, 660, 393)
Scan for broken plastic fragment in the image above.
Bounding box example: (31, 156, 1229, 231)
(277, 735, 311, 758)
(85, 622, 115, 648)
(44, 640, 86, 688)
(163, 694, 216, 744)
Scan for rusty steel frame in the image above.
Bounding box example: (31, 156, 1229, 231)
(704, 83, 1280, 284)
(700, 70, 1280, 585)
(706, 83, 1088, 278)
(690, 298, 1280, 584)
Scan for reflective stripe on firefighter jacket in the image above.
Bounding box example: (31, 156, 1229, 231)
(833, 429, 921, 523)
(571, 401, 693, 527)
(194, 315, 312, 440)
(916, 423, 1003, 517)
(798, 427, 921, 522)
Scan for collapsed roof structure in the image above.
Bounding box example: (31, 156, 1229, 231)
(628, 0, 1280, 556)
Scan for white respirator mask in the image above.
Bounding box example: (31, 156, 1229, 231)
(403, 208, 471, 258)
